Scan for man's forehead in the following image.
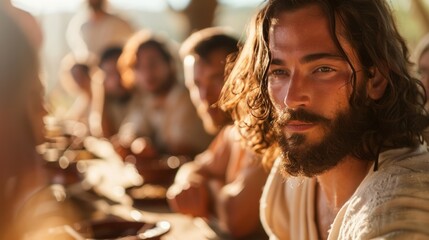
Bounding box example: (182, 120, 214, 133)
(267, 4, 349, 42)
(267, 8, 358, 64)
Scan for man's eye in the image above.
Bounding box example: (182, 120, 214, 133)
(271, 69, 288, 76)
(268, 69, 290, 85)
(315, 66, 334, 73)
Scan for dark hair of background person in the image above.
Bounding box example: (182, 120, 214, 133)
(99, 46, 123, 67)
(118, 31, 178, 89)
(72, 63, 90, 75)
(219, 0, 429, 167)
(0, 6, 42, 237)
(179, 29, 239, 61)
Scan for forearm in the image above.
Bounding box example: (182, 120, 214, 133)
(209, 167, 267, 237)
(208, 177, 263, 238)
(167, 162, 213, 218)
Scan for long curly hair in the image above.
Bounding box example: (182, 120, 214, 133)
(219, 0, 429, 168)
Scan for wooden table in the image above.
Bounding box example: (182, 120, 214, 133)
(68, 184, 228, 240)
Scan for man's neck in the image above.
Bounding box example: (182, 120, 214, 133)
(315, 157, 372, 239)
(316, 156, 372, 209)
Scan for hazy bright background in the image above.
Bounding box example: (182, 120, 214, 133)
(10, 0, 429, 106)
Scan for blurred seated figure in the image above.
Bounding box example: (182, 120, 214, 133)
(0, 8, 80, 239)
(115, 30, 213, 161)
(66, 0, 134, 59)
(93, 46, 133, 138)
(59, 53, 100, 136)
(167, 28, 268, 239)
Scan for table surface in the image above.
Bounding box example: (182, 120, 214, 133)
(40, 135, 253, 240)
(67, 183, 228, 240)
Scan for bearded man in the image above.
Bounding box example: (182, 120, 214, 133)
(219, 0, 429, 239)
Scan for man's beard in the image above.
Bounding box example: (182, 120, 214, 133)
(274, 106, 372, 177)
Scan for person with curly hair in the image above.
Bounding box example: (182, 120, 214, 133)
(219, 0, 429, 239)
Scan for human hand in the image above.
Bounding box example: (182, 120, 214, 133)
(166, 177, 210, 218)
(110, 134, 131, 160)
(130, 137, 159, 160)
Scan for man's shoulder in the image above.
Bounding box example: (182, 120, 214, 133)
(340, 147, 428, 218)
(360, 145, 429, 194)
(376, 145, 429, 175)
(337, 147, 429, 238)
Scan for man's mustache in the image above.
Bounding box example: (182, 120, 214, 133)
(276, 108, 330, 127)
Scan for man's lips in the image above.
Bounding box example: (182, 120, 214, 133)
(283, 120, 316, 132)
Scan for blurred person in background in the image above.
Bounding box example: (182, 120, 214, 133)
(116, 30, 213, 161)
(92, 46, 134, 138)
(66, 0, 134, 59)
(167, 28, 268, 239)
(59, 53, 103, 137)
(0, 8, 79, 239)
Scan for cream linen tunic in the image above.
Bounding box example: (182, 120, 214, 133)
(261, 145, 429, 239)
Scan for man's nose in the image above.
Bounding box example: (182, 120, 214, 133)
(284, 71, 310, 109)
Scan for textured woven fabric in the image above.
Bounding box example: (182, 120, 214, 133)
(261, 145, 429, 240)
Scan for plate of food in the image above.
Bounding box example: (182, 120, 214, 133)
(73, 218, 171, 240)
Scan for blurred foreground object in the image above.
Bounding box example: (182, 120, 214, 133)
(2, 0, 43, 49)
(0, 6, 79, 239)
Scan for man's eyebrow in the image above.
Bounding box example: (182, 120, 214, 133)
(269, 52, 346, 66)
(300, 53, 345, 64)
(270, 58, 284, 66)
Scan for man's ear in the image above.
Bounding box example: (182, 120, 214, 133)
(367, 67, 388, 100)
